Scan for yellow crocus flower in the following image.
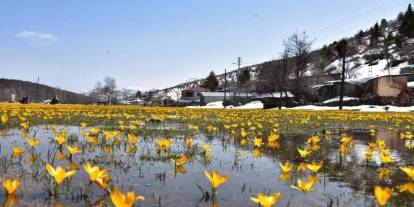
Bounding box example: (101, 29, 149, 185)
(400, 182, 414, 194)
(12, 147, 24, 158)
(400, 166, 414, 180)
(66, 146, 81, 155)
(250, 192, 281, 207)
(110, 187, 144, 207)
(203, 143, 212, 153)
(380, 150, 394, 164)
(374, 186, 393, 206)
(278, 161, 292, 173)
(27, 138, 40, 147)
(204, 170, 228, 190)
(46, 164, 76, 184)
(291, 178, 316, 192)
(3, 179, 19, 195)
(306, 161, 323, 173)
(252, 138, 263, 148)
(297, 148, 311, 159)
(54, 134, 66, 146)
(84, 163, 109, 189)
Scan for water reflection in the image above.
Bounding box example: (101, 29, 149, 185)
(0, 125, 413, 206)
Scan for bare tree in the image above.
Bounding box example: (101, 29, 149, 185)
(103, 76, 116, 94)
(284, 31, 313, 101)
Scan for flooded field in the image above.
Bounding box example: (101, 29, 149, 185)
(0, 103, 413, 207)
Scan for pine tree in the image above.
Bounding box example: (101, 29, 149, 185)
(370, 23, 382, 45)
(203, 71, 219, 91)
(399, 4, 414, 38)
(237, 68, 251, 84)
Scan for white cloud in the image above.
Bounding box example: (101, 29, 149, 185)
(16, 30, 58, 41)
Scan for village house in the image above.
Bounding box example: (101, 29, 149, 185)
(312, 80, 357, 101)
(361, 75, 408, 98)
(181, 87, 210, 103)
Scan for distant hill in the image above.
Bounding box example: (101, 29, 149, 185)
(0, 78, 92, 103)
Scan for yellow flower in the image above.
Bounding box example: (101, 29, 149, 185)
(155, 138, 172, 151)
(1, 114, 8, 125)
(307, 135, 321, 146)
(400, 182, 414, 194)
(171, 155, 188, 166)
(380, 150, 394, 164)
(90, 127, 100, 135)
(111, 187, 145, 207)
(291, 178, 316, 192)
(27, 138, 40, 147)
(278, 161, 292, 173)
(400, 166, 414, 180)
(127, 134, 137, 145)
(80, 122, 87, 128)
(84, 163, 109, 189)
(54, 134, 66, 146)
(204, 170, 228, 190)
(267, 132, 279, 143)
(3, 179, 19, 195)
(240, 128, 247, 137)
(66, 146, 81, 155)
(297, 148, 311, 159)
(203, 143, 212, 153)
(252, 148, 263, 158)
(46, 164, 76, 184)
(12, 147, 24, 158)
(250, 192, 281, 207)
(306, 161, 323, 173)
(340, 134, 353, 145)
(279, 172, 292, 181)
(88, 136, 98, 144)
(374, 186, 393, 206)
(252, 138, 263, 148)
(240, 138, 247, 146)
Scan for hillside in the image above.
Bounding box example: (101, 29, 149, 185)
(0, 78, 92, 103)
(154, 5, 414, 101)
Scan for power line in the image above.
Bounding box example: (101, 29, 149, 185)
(315, 2, 410, 44)
(315, 0, 407, 34)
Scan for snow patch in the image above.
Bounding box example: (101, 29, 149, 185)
(286, 105, 414, 112)
(235, 101, 263, 109)
(323, 96, 359, 104)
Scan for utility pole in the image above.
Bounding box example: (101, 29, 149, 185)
(223, 69, 227, 108)
(37, 77, 40, 102)
(233, 57, 242, 103)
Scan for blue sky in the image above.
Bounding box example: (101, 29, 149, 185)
(0, 0, 412, 92)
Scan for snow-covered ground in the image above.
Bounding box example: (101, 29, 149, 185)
(408, 81, 414, 88)
(185, 101, 225, 109)
(185, 101, 263, 109)
(186, 101, 414, 112)
(286, 105, 414, 112)
(235, 101, 263, 109)
(323, 96, 359, 104)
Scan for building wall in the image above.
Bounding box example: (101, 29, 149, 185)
(374, 76, 407, 97)
(200, 96, 224, 105)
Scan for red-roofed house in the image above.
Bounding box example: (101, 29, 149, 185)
(181, 87, 210, 102)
